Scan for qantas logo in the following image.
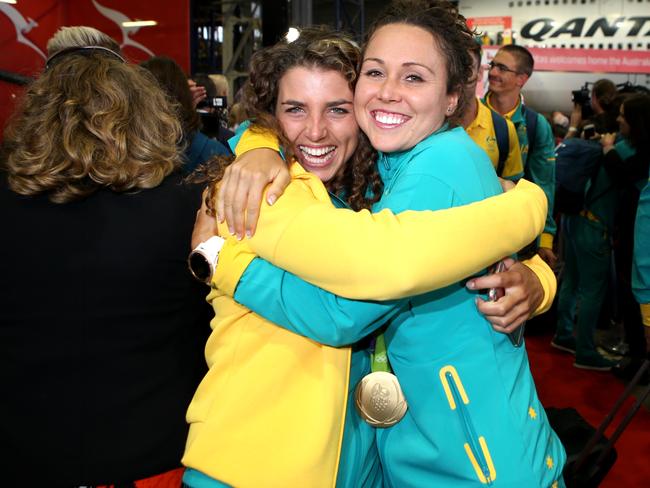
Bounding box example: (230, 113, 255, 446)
(521, 16, 650, 41)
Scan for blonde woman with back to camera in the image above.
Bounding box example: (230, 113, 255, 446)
(0, 26, 211, 486)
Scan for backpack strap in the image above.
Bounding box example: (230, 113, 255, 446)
(490, 109, 509, 176)
(523, 104, 538, 162)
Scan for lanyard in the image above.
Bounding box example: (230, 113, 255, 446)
(370, 334, 391, 373)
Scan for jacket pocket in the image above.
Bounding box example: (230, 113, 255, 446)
(439, 365, 496, 485)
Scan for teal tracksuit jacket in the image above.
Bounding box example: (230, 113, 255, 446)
(633, 177, 650, 306)
(233, 126, 565, 487)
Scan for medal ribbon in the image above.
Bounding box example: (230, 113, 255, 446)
(370, 334, 391, 373)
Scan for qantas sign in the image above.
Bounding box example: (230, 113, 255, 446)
(521, 16, 650, 42)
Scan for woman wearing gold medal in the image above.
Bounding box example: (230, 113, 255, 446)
(184, 3, 562, 487)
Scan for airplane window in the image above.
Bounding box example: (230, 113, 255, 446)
(526, 0, 531, 5)
(598, 43, 603, 49)
(579, 44, 584, 48)
(608, 43, 613, 49)
(518, 1, 523, 6)
(508, 1, 514, 7)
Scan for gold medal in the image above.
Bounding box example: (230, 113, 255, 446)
(355, 371, 408, 428)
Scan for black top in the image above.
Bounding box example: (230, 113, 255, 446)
(0, 170, 211, 485)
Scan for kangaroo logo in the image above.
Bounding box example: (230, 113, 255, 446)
(92, 0, 154, 57)
(0, 4, 46, 59)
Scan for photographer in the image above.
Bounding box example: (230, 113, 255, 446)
(566, 79, 618, 140)
(553, 89, 626, 370)
(193, 73, 235, 148)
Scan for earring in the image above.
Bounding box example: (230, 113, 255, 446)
(446, 106, 453, 114)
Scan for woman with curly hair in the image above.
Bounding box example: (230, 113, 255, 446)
(1, 26, 210, 486)
(183, 15, 558, 488)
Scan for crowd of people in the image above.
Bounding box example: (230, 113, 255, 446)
(1, 0, 648, 486)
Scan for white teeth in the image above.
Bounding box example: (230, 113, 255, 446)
(299, 146, 335, 157)
(374, 111, 407, 125)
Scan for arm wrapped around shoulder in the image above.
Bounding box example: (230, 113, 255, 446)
(234, 176, 547, 300)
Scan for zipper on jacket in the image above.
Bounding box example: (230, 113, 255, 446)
(444, 370, 495, 485)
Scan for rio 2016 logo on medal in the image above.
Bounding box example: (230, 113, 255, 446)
(355, 371, 408, 428)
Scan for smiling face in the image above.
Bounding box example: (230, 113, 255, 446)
(354, 23, 458, 154)
(487, 50, 527, 96)
(275, 66, 359, 182)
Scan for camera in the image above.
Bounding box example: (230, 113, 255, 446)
(582, 124, 596, 140)
(197, 96, 227, 109)
(617, 82, 650, 95)
(571, 83, 593, 119)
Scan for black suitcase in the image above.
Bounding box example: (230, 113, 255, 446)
(546, 360, 650, 487)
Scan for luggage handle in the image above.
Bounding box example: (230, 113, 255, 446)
(572, 359, 650, 474)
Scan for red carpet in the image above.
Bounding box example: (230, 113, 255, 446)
(527, 334, 650, 487)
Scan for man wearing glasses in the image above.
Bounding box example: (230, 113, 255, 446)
(460, 42, 524, 182)
(484, 45, 558, 269)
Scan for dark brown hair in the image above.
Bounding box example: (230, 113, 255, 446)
(363, 0, 477, 125)
(140, 56, 201, 137)
(622, 93, 650, 158)
(499, 44, 535, 76)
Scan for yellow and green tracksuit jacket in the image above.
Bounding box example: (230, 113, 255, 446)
(485, 93, 557, 250)
(466, 98, 524, 181)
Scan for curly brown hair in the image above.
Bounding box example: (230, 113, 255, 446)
(3, 27, 183, 203)
(242, 27, 382, 211)
(364, 0, 476, 126)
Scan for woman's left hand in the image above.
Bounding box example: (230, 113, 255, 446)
(466, 257, 544, 334)
(188, 79, 207, 108)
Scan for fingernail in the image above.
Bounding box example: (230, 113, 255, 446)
(246, 230, 251, 239)
(236, 233, 242, 241)
(267, 194, 276, 205)
(228, 225, 234, 235)
(466, 280, 475, 289)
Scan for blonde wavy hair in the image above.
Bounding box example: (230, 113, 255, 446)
(3, 26, 183, 203)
